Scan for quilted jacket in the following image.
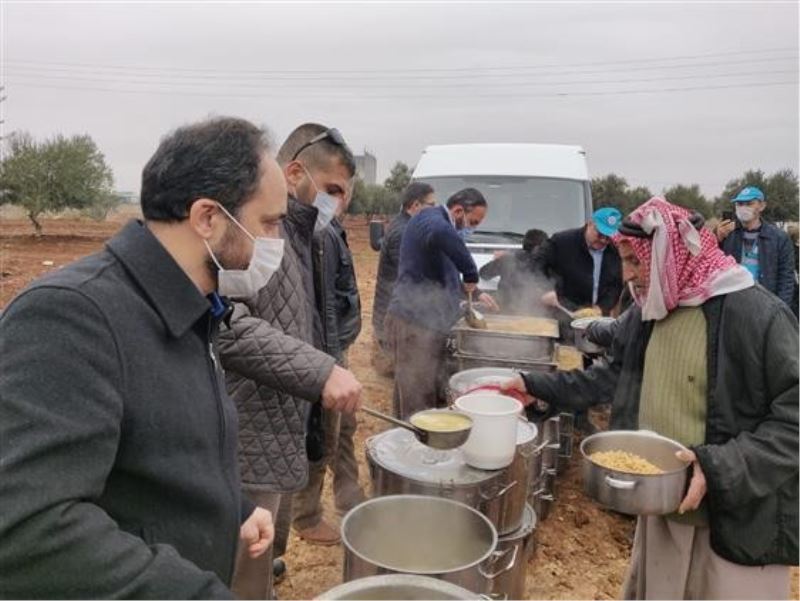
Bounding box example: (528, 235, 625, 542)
(218, 199, 336, 493)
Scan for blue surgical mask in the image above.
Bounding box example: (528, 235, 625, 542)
(459, 227, 475, 240)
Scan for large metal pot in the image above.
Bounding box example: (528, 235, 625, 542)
(317, 574, 479, 600)
(366, 428, 523, 535)
(487, 504, 537, 601)
(448, 359, 556, 393)
(342, 495, 511, 595)
(580, 430, 691, 515)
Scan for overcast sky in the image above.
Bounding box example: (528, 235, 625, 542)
(1, 1, 798, 199)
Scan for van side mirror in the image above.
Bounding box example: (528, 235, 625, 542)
(369, 220, 386, 251)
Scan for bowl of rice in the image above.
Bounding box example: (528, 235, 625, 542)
(579, 430, 691, 515)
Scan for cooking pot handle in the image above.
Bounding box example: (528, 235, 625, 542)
(478, 544, 518, 579)
(605, 476, 636, 490)
(480, 479, 517, 501)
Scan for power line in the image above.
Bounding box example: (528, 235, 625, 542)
(5, 55, 797, 82)
(6, 45, 797, 75)
(5, 69, 796, 90)
(10, 79, 797, 100)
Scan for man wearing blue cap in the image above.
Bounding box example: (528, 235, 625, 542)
(717, 186, 795, 307)
(537, 206, 625, 316)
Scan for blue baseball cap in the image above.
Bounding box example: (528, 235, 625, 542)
(592, 207, 623, 237)
(732, 186, 765, 203)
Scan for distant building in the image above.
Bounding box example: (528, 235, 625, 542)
(116, 191, 139, 204)
(354, 150, 377, 185)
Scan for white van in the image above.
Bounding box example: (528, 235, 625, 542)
(411, 143, 593, 289)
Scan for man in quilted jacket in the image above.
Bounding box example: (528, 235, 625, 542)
(218, 124, 362, 599)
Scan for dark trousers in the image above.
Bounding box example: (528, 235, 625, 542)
(385, 313, 447, 420)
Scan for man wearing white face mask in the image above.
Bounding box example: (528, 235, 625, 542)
(0, 117, 283, 598)
(716, 185, 795, 308)
(218, 123, 363, 596)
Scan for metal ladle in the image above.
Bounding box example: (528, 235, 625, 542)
(361, 406, 472, 450)
(465, 290, 488, 329)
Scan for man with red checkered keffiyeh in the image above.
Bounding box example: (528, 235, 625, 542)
(505, 197, 798, 599)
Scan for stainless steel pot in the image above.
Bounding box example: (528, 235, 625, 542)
(448, 367, 519, 404)
(570, 316, 615, 355)
(450, 354, 557, 381)
(316, 574, 479, 600)
(580, 430, 691, 515)
(342, 495, 511, 595)
(366, 428, 524, 535)
(487, 504, 537, 601)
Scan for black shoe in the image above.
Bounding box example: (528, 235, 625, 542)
(272, 558, 286, 584)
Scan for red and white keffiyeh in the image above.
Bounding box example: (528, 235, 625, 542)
(615, 197, 753, 321)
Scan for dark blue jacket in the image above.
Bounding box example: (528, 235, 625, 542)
(720, 220, 795, 307)
(387, 206, 479, 333)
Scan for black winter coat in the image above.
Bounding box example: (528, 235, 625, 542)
(0, 221, 250, 598)
(314, 217, 362, 362)
(372, 211, 411, 344)
(534, 225, 623, 314)
(524, 286, 799, 566)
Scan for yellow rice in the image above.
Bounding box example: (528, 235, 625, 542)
(590, 450, 664, 475)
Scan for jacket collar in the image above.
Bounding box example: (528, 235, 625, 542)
(287, 196, 319, 238)
(106, 220, 213, 339)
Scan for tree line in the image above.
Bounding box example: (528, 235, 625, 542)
(1, 131, 797, 235)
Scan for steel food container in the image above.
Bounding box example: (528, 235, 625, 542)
(341, 495, 506, 595)
(316, 575, 479, 600)
(580, 430, 691, 515)
(452, 315, 559, 362)
(366, 428, 524, 535)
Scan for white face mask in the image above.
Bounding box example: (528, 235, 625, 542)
(204, 204, 285, 300)
(735, 205, 757, 224)
(301, 165, 340, 232)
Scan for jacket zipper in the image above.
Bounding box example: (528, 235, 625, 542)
(206, 316, 239, 581)
(317, 242, 329, 353)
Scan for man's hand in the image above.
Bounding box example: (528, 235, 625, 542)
(716, 219, 736, 243)
(499, 374, 535, 407)
(463, 282, 477, 294)
(541, 290, 558, 307)
(321, 365, 362, 413)
(676, 449, 707, 514)
(477, 292, 500, 312)
(240, 507, 274, 559)
(493, 250, 509, 259)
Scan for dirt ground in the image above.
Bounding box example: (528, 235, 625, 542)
(1, 210, 797, 600)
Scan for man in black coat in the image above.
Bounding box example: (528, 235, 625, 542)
(0, 117, 282, 598)
(371, 182, 436, 370)
(536, 207, 624, 316)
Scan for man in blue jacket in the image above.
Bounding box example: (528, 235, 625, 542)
(385, 188, 496, 419)
(716, 185, 795, 308)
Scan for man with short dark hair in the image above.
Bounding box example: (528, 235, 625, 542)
(372, 181, 436, 360)
(716, 185, 795, 308)
(0, 117, 281, 598)
(479, 228, 549, 314)
(385, 187, 497, 419)
(218, 123, 363, 597)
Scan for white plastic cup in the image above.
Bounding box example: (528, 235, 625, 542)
(454, 393, 523, 470)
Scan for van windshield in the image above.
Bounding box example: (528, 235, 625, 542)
(415, 176, 587, 236)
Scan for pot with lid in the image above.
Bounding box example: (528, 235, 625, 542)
(366, 428, 525, 535)
(486, 503, 538, 601)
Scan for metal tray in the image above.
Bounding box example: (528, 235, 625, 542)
(452, 315, 559, 362)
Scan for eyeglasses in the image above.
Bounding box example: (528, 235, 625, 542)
(290, 127, 350, 162)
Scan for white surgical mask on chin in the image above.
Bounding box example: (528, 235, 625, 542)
(735, 205, 757, 224)
(300, 165, 340, 232)
(205, 205, 285, 300)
